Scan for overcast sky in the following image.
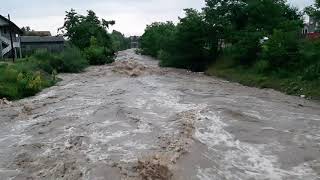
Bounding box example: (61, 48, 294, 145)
(0, 0, 314, 36)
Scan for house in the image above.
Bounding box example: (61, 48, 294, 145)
(0, 15, 23, 59)
(303, 17, 318, 34)
(1, 14, 66, 58)
(129, 36, 140, 48)
(20, 36, 65, 56)
(303, 17, 320, 40)
(23, 31, 52, 37)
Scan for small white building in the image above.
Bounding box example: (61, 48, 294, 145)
(129, 36, 140, 49)
(303, 16, 319, 35)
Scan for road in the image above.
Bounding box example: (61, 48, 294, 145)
(0, 49, 320, 180)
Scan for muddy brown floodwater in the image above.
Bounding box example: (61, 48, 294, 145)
(0, 49, 320, 180)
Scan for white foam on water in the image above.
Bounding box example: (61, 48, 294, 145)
(243, 110, 264, 120)
(133, 122, 152, 133)
(196, 167, 217, 180)
(31, 90, 56, 102)
(131, 90, 194, 115)
(107, 145, 124, 152)
(85, 146, 110, 162)
(195, 111, 319, 180)
(143, 111, 167, 119)
(90, 131, 130, 144)
(149, 90, 194, 112)
(101, 120, 121, 127)
(131, 98, 147, 109)
(123, 141, 152, 150)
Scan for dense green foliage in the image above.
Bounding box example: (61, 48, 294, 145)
(1, 9, 128, 100)
(110, 30, 130, 51)
(0, 46, 88, 100)
(0, 63, 54, 100)
(0, 60, 54, 100)
(161, 9, 210, 71)
(140, 22, 176, 57)
(84, 37, 115, 65)
(59, 9, 116, 65)
(60, 45, 89, 73)
(30, 46, 88, 73)
(305, 0, 320, 28)
(1, 9, 129, 100)
(140, 0, 320, 99)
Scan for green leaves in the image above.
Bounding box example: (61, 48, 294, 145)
(140, 22, 176, 57)
(59, 9, 115, 51)
(59, 9, 117, 65)
(110, 30, 130, 51)
(84, 37, 115, 65)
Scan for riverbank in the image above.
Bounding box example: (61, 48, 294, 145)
(1, 49, 319, 180)
(206, 64, 320, 101)
(0, 47, 88, 100)
(0, 61, 56, 100)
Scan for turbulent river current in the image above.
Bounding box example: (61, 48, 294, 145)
(0, 49, 319, 180)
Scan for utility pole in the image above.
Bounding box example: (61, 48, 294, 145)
(8, 14, 15, 63)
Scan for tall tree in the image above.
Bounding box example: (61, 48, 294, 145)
(140, 22, 176, 57)
(305, 0, 320, 31)
(110, 30, 129, 51)
(58, 9, 115, 50)
(169, 9, 209, 71)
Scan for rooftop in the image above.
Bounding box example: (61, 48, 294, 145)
(24, 31, 52, 37)
(20, 36, 65, 43)
(0, 15, 23, 34)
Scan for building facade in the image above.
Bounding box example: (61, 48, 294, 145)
(21, 36, 65, 57)
(129, 36, 140, 49)
(0, 15, 23, 59)
(302, 16, 320, 39)
(303, 17, 319, 34)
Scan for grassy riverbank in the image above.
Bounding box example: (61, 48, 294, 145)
(0, 46, 88, 100)
(206, 60, 320, 100)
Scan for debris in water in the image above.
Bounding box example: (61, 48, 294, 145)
(14, 149, 83, 180)
(112, 60, 147, 77)
(22, 105, 33, 115)
(0, 98, 11, 105)
(134, 110, 198, 179)
(137, 154, 173, 180)
(112, 60, 164, 77)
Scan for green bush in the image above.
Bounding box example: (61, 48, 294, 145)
(299, 40, 320, 81)
(111, 30, 129, 51)
(261, 30, 300, 70)
(0, 46, 90, 100)
(84, 46, 114, 65)
(230, 30, 263, 65)
(60, 46, 88, 73)
(31, 49, 63, 73)
(253, 60, 270, 74)
(140, 22, 176, 57)
(302, 62, 320, 81)
(29, 47, 88, 73)
(0, 65, 54, 100)
(143, 9, 209, 72)
(84, 37, 115, 65)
